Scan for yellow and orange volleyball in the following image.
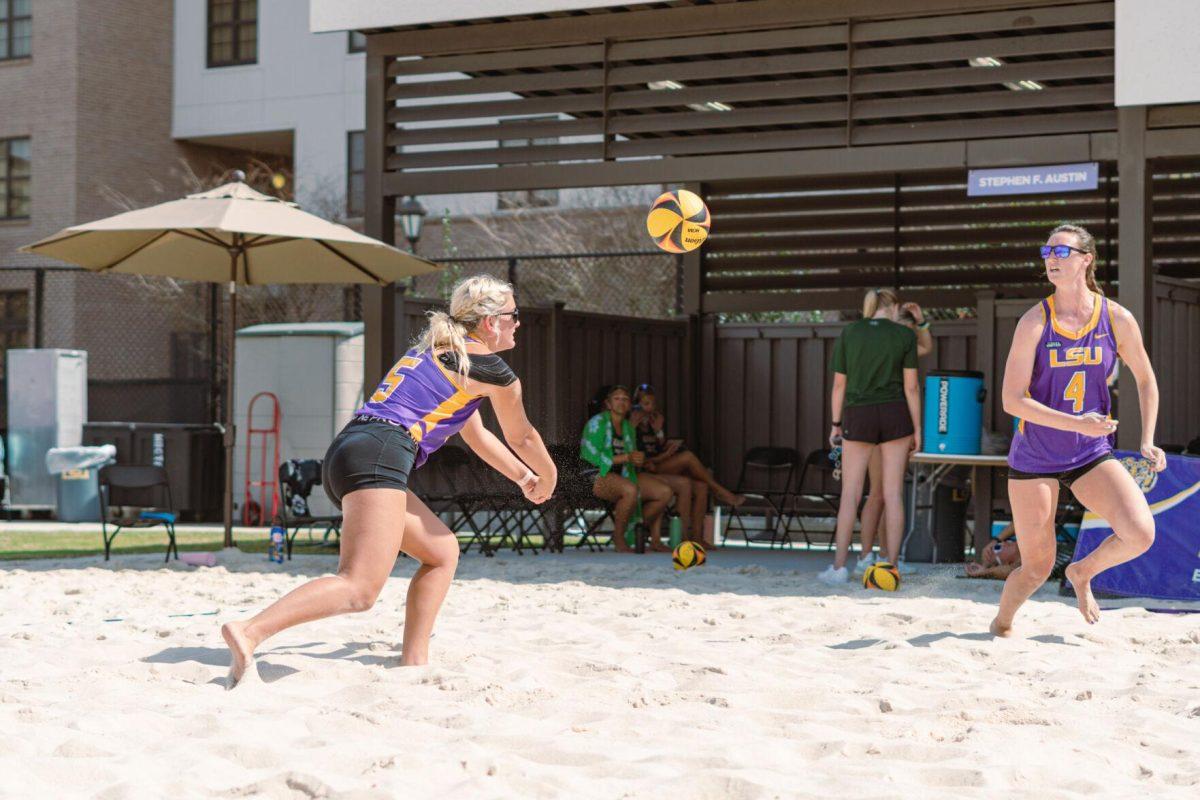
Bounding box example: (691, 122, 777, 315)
(862, 562, 901, 591)
(672, 541, 707, 571)
(646, 189, 711, 253)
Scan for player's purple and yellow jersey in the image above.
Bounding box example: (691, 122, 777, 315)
(355, 348, 484, 467)
(1009, 294, 1119, 473)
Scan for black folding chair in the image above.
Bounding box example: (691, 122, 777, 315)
(544, 443, 615, 552)
(97, 465, 178, 562)
(409, 445, 490, 554)
(784, 448, 842, 548)
(723, 447, 801, 548)
(473, 468, 545, 556)
(278, 459, 342, 560)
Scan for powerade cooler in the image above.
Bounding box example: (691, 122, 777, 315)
(923, 370, 985, 454)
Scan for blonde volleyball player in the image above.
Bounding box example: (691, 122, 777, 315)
(995, 224, 1164, 636)
(222, 275, 556, 687)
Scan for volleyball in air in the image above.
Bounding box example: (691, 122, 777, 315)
(646, 189, 711, 253)
(672, 541, 707, 571)
(862, 562, 901, 591)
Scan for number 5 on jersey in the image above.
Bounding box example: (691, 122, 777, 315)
(370, 356, 421, 404)
(1063, 370, 1086, 413)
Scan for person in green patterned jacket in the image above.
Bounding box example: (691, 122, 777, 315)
(581, 385, 675, 553)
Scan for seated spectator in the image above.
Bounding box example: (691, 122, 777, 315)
(630, 384, 745, 544)
(581, 385, 675, 553)
(965, 524, 1021, 579)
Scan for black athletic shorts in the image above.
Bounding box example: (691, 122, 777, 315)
(1007, 452, 1115, 490)
(322, 417, 419, 510)
(842, 400, 914, 445)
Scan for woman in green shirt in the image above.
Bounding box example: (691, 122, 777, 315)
(820, 289, 922, 585)
(581, 385, 675, 553)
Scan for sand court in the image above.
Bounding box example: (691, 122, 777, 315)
(2, 549, 1199, 799)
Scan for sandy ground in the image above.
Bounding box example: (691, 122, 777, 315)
(1, 547, 1198, 799)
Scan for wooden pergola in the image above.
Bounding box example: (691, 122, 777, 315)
(359, 0, 1200, 449)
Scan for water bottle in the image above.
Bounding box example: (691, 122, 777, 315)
(668, 515, 683, 548)
(268, 521, 285, 564)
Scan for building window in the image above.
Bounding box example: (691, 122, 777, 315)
(207, 0, 257, 68)
(1, 138, 31, 219)
(347, 131, 365, 217)
(0, 291, 30, 379)
(348, 31, 366, 53)
(0, 0, 31, 60)
(498, 118, 559, 210)
(0, 0, 31, 61)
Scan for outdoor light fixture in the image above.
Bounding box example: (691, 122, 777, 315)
(647, 79, 734, 112)
(397, 196, 427, 252)
(967, 56, 1044, 91)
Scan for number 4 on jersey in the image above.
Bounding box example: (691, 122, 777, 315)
(1063, 370, 1086, 413)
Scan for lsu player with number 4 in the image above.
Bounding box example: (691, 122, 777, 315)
(222, 275, 556, 688)
(995, 224, 1166, 637)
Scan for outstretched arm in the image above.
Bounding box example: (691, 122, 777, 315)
(486, 378, 558, 497)
(458, 410, 539, 491)
(1111, 303, 1166, 471)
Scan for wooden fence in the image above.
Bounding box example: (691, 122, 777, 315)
(398, 278, 1198, 495)
(696, 318, 978, 489)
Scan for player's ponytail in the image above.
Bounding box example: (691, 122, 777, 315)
(1050, 223, 1102, 296)
(863, 287, 899, 318)
(415, 274, 513, 378)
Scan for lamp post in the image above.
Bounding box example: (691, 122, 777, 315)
(397, 196, 427, 253)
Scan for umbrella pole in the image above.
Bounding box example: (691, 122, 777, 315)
(223, 246, 238, 549)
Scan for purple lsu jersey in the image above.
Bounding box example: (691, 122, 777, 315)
(1008, 294, 1119, 473)
(355, 348, 485, 467)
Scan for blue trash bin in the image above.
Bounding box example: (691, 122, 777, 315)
(923, 370, 985, 455)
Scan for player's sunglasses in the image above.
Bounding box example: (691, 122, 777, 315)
(1040, 245, 1088, 259)
(493, 310, 520, 319)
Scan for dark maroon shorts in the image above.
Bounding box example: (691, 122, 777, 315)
(842, 400, 914, 445)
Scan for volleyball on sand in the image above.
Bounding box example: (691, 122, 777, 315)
(646, 189, 711, 253)
(863, 562, 901, 591)
(673, 541, 706, 571)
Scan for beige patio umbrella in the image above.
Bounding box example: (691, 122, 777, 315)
(22, 177, 439, 548)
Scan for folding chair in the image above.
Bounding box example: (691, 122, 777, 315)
(97, 465, 178, 562)
(409, 445, 489, 554)
(723, 446, 801, 548)
(784, 448, 842, 548)
(466, 463, 544, 556)
(544, 443, 615, 552)
(278, 459, 342, 560)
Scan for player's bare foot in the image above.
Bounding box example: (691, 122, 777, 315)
(1065, 563, 1101, 624)
(221, 621, 257, 689)
(989, 617, 1013, 637)
(649, 541, 672, 553)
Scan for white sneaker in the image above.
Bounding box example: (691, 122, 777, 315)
(894, 559, 916, 576)
(854, 552, 878, 575)
(817, 564, 849, 585)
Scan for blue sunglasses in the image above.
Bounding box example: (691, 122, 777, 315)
(1040, 244, 1089, 259)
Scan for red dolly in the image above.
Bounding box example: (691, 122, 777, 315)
(242, 391, 281, 526)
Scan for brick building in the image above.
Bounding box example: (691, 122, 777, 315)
(0, 0, 222, 425)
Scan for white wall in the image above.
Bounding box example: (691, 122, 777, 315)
(1115, 0, 1200, 106)
(173, 0, 365, 209)
(310, 0, 659, 32)
(233, 332, 363, 519)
